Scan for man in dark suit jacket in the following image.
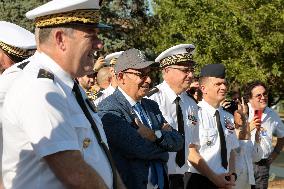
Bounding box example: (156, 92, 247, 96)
(98, 48, 184, 189)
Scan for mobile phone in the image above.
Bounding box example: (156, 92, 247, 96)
(254, 110, 263, 120)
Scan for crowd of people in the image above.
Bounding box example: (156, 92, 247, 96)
(0, 0, 283, 189)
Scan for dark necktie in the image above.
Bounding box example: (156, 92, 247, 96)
(133, 102, 164, 189)
(174, 96, 185, 167)
(215, 110, 228, 169)
(72, 81, 118, 189)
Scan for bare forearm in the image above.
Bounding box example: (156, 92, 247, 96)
(45, 150, 108, 189)
(188, 146, 216, 181)
(229, 150, 236, 173)
(116, 171, 127, 189)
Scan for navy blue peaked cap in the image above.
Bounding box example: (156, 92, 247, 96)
(200, 63, 225, 79)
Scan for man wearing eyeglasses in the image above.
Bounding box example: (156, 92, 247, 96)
(147, 44, 199, 189)
(98, 48, 184, 189)
(244, 81, 284, 189)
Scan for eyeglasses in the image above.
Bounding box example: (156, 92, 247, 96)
(253, 92, 268, 99)
(123, 71, 151, 80)
(167, 66, 195, 74)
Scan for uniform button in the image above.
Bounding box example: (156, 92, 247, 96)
(83, 138, 91, 148)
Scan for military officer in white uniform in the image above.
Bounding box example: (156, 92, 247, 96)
(148, 44, 199, 189)
(1, 1, 125, 189)
(94, 51, 124, 106)
(244, 81, 284, 189)
(188, 64, 239, 189)
(0, 21, 36, 189)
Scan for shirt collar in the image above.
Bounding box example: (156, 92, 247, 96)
(247, 102, 271, 121)
(118, 87, 137, 107)
(198, 99, 219, 117)
(161, 80, 182, 104)
(39, 52, 74, 94)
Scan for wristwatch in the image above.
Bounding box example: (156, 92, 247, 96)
(154, 130, 163, 144)
(155, 130, 162, 139)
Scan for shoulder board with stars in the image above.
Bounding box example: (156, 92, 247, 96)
(37, 69, 54, 80)
(146, 87, 159, 97)
(17, 61, 30, 70)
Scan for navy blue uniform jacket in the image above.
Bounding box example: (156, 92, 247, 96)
(98, 89, 183, 189)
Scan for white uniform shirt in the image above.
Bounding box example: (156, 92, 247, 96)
(0, 52, 39, 185)
(2, 52, 113, 189)
(148, 81, 199, 175)
(248, 103, 284, 159)
(94, 84, 115, 106)
(189, 100, 239, 174)
(234, 140, 262, 186)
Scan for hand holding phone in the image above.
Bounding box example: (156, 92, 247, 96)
(254, 110, 263, 121)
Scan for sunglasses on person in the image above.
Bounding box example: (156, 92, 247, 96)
(123, 71, 152, 80)
(253, 92, 268, 99)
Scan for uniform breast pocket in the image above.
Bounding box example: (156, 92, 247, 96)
(201, 128, 217, 147)
(69, 114, 94, 153)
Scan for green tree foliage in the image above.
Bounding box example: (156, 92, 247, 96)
(100, 0, 151, 54)
(0, 0, 49, 31)
(142, 0, 283, 103)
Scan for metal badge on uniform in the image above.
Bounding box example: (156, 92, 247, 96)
(188, 113, 198, 126)
(206, 140, 212, 146)
(83, 138, 91, 149)
(224, 117, 234, 132)
(261, 129, 267, 136)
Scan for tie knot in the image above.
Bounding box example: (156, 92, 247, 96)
(175, 96, 181, 103)
(215, 109, 220, 116)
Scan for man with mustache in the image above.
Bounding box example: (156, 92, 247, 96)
(147, 44, 199, 189)
(1, 0, 125, 189)
(98, 48, 184, 189)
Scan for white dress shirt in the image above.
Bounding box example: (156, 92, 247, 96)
(189, 100, 239, 174)
(148, 81, 199, 175)
(248, 103, 284, 159)
(2, 52, 113, 189)
(234, 140, 262, 188)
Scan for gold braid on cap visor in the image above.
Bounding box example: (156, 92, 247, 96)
(0, 41, 34, 58)
(35, 9, 100, 28)
(160, 53, 194, 67)
(109, 58, 118, 66)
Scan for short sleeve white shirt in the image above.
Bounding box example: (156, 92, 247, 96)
(148, 81, 199, 174)
(248, 103, 284, 158)
(2, 52, 113, 189)
(189, 100, 239, 174)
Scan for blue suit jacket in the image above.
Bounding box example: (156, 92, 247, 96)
(98, 89, 183, 189)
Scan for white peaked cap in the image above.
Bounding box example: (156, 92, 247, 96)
(0, 21, 35, 49)
(105, 51, 124, 66)
(155, 44, 195, 63)
(26, 0, 100, 19)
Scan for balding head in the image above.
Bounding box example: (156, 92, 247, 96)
(97, 67, 112, 89)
